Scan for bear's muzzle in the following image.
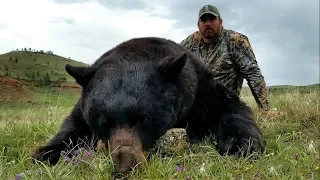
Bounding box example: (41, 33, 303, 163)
(108, 127, 147, 175)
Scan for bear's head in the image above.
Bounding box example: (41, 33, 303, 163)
(65, 52, 192, 174)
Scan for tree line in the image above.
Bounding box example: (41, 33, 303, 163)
(12, 47, 54, 55)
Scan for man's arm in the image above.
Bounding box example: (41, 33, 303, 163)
(233, 34, 270, 110)
(179, 36, 192, 48)
(179, 38, 188, 47)
(179, 31, 201, 50)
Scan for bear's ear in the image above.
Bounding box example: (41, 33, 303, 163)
(65, 64, 94, 87)
(158, 52, 187, 78)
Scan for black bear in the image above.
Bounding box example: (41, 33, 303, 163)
(32, 37, 265, 174)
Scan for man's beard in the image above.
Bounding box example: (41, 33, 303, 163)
(201, 27, 220, 40)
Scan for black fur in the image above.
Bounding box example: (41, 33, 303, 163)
(33, 37, 265, 166)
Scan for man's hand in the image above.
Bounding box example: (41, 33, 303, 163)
(262, 108, 279, 120)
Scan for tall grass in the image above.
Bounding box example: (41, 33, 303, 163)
(0, 85, 319, 179)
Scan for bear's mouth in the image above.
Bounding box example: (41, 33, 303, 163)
(107, 127, 148, 175)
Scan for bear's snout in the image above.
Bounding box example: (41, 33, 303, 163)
(109, 127, 147, 174)
(112, 146, 142, 174)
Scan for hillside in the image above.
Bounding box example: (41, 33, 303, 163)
(0, 51, 88, 84)
(268, 84, 320, 95)
(240, 84, 319, 98)
(0, 51, 88, 103)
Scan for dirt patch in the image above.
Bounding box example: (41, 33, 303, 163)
(0, 76, 22, 87)
(0, 77, 82, 104)
(0, 76, 35, 103)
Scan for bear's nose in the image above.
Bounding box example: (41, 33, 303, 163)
(112, 146, 137, 174)
(109, 127, 146, 174)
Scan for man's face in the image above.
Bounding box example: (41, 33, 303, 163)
(198, 13, 222, 41)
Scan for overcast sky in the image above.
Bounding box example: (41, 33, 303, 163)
(0, 0, 319, 86)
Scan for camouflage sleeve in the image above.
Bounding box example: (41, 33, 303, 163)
(179, 35, 192, 49)
(179, 38, 188, 47)
(233, 34, 270, 110)
(179, 32, 201, 50)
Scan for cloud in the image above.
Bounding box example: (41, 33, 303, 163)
(0, 0, 185, 63)
(0, 0, 318, 86)
(164, 0, 319, 86)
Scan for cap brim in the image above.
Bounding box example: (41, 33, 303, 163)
(199, 12, 219, 18)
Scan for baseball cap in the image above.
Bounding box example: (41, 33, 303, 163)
(198, 5, 220, 19)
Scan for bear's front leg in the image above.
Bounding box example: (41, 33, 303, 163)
(216, 103, 265, 157)
(32, 100, 97, 165)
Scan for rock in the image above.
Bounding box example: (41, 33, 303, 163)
(150, 128, 190, 156)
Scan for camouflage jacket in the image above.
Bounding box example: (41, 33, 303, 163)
(180, 28, 270, 110)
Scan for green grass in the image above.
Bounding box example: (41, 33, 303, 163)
(0, 51, 88, 82)
(0, 86, 319, 179)
(0, 86, 81, 109)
